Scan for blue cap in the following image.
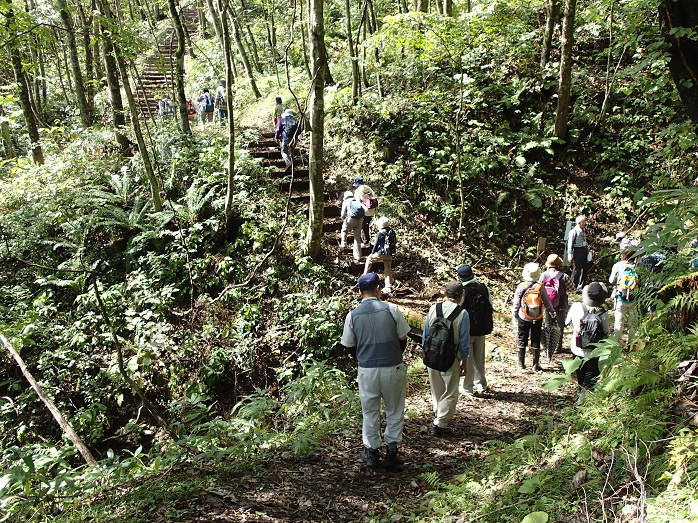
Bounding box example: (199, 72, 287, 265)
(352, 177, 364, 188)
(357, 273, 380, 290)
(456, 264, 473, 280)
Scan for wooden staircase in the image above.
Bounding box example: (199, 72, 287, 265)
(133, 6, 200, 118)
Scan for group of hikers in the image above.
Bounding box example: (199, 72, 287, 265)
(156, 79, 228, 126)
(339, 211, 661, 471)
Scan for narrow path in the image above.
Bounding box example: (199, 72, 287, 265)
(184, 319, 577, 522)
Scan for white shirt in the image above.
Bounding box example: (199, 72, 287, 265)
(565, 302, 609, 357)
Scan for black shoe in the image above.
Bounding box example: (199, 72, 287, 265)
(430, 424, 453, 437)
(364, 447, 380, 468)
(383, 450, 404, 471)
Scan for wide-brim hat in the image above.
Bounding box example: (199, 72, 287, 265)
(343, 190, 354, 200)
(546, 254, 563, 268)
(583, 282, 608, 307)
(522, 262, 540, 282)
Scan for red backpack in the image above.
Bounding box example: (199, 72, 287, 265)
(521, 282, 544, 321)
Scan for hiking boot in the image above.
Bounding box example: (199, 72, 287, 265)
(532, 349, 543, 372)
(383, 449, 404, 471)
(430, 424, 453, 437)
(517, 347, 526, 369)
(364, 447, 380, 468)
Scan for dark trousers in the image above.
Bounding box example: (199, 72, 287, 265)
(571, 246, 588, 288)
(517, 317, 542, 349)
(362, 215, 373, 245)
(575, 355, 600, 390)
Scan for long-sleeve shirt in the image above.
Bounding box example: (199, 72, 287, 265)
(354, 184, 378, 217)
(565, 302, 609, 357)
(423, 300, 470, 360)
(511, 280, 555, 322)
(567, 225, 588, 254)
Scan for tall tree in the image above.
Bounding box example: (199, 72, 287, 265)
(553, 0, 576, 140)
(229, 9, 261, 98)
(5, 8, 44, 164)
(56, 0, 92, 127)
(304, 0, 325, 258)
(659, 0, 698, 124)
(167, 0, 192, 135)
(345, 0, 359, 104)
(96, 3, 131, 154)
(540, 0, 560, 71)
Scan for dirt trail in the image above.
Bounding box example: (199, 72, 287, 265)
(187, 319, 577, 523)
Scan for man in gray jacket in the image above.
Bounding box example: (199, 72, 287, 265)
(341, 273, 411, 470)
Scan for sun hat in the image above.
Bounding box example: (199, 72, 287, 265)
(357, 273, 381, 291)
(352, 176, 364, 188)
(456, 264, 473, 280)
(376, 216, 389, 230)
(281, 108, 294, 117)
(343, 191, 354, 200)
(522, 262, 540, 283)
(445, 281, 464, 299)
(583, 282, 608, 307)
(546, 254, 563, 268)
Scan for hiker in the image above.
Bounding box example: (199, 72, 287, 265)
(352, 177, 379, 247)
(215, 79, 228, 125)
(340, 273, 410, 470)
(456, 264, 493, 396)
(609, 248, 640, 344)
(157, 99, 174, 117)
(197, 88, 215, 126)
(567, 215, 590, 289)
(273, 96, 284, 128)
(511, 262, 555, 371)
(363, 216, 396, 294)
(275, 109, 298, 171)
(340, 191, 364, 263)
(423, 281, 470, 436)
(565, 282, 610, 404)
(538, 254, 575, 358)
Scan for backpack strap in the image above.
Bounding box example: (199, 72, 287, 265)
(436, 302, 444, 319)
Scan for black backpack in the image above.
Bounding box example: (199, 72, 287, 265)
(382, 228, 397, 256)
(422, 303, 462, 372)
(577, 304, 607, 350)
(462, 283, 494, 336)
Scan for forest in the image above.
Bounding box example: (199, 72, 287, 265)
(1, 0, 698, 521)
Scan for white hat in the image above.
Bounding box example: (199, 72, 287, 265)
(522, 262, 540, 282)
(376, 216, 389, 229)
(343, 191, 354, 200)
(281, 109, 294, 117)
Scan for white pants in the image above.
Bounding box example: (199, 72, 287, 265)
(364, 253, 394, 290)
(357, 364, 407, 450)
(340, 217, 363, 262)
(461, 335, 486, 393)
(614, 300, 638, 344)
(427, 357, 461, 428)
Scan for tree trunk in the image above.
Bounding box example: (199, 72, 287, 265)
(1, 334, 98, 467)
(229, 10, 261, 99)
(216, 0, 239, 241)
(57, 0, 93, 127)
(167, 0, 192, 135)
(305, 0, 325, 259)
(345, 0, 359, 104)
(540, 0, 560, 71)
(0, 105, 16, 159)
(9, 47, 44, 164)
(415, 0, 428, 12)
(300, 0, 312, 80)
(245, 24, 263, 74)
(443, 0, 452, 16)
(97, 9, 131, 154)
(553, 0, 576, 140)
(659, 0, 698, 125)
(112, 47, 163, 211)
(78, 4, 96, 115)
(265, 2, 281, 86)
